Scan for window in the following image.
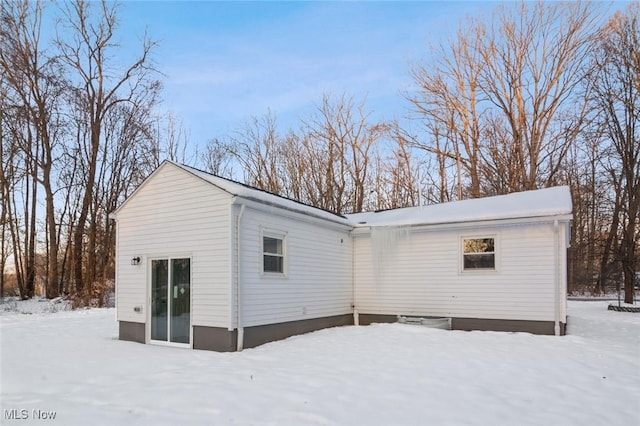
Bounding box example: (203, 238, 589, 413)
(263, 234, 285, 274)
(462, 237, 495, 270)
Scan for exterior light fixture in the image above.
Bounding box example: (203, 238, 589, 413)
(131, 256, 141, 266)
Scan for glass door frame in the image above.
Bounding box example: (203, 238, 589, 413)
(147, 255, 193, 348)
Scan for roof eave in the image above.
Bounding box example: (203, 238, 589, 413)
(350, 213, 573, 233)
(233, 196, 353, 229)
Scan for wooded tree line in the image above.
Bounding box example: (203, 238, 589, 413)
(0, 0, 167, 302)
(1, 1, 638, 303)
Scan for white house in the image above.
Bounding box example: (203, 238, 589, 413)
(110, 161, 572, 351)
(348, 191, 572, 336)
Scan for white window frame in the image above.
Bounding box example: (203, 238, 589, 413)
(260, 228, 287, 276)
(460, 234, 498, 273)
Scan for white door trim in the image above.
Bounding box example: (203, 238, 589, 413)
(147, 255, 193, 349)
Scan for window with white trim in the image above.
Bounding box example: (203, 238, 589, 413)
(262, 233, 285, 274)
(462, 237, 496, 270)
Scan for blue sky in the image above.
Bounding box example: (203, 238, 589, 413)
(116, 1, 500, 148)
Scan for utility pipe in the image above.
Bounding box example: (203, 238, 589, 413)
(553, 220, 560, 336)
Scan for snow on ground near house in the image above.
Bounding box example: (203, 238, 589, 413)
(1, 302, 639, 426)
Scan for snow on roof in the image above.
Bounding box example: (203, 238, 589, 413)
(347, 186, 572, 227)
(171, 162, 351, 226)
(171, 161, 571, 228)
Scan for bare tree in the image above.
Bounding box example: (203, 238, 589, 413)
(0, 90, 29, 298)
(479, 2, 598, 191)
(372, 126, 417, 210)
(1, 0, 163, 302)
(56, 0, 160, 293)
(146, 112, 193, 168)
(409, 1, 602, 198)
(233, 111, 285, 195)
(563, 126, 616, 294)
(199, 138, 235, 178)
(0, 72, 13, 297)
(0, 0, 66, 298)
(299, 94, 383, 213)
(586, 4, 640, 304)
(409, 23, 485, 198)
(225, 95, 396, 214)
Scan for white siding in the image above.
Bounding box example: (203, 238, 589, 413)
(115, 160, 570, 335)
(353, 220, 568, 322)
(115, 163, 232, 328)
(234, 204, 353, 327)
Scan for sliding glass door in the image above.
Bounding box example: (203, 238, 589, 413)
(151, 258, 191, 345)
(151, 259, 169, 341)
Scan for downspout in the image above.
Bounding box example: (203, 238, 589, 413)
(553, 220, 560, 336)
(352, 232, 359, 326)
(236, 203, 246, 351)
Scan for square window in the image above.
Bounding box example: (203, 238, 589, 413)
(462, 237, 496, 270)
(262, 234, 285, 274)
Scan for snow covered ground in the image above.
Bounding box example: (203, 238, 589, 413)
(1, 301, 639, 425)
(0, 297, 70, 315)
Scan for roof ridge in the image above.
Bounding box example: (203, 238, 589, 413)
(171, 161, 347, 220)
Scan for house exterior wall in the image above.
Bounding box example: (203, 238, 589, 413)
(114, 161, 571, 349)
(232, 202, 353, 329)
(353, 219, 569, 327)
(115, 163, 233, 333)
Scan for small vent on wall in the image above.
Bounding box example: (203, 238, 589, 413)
(398, 316, 451, 330)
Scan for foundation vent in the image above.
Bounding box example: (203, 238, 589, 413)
(398, 316, 451, 330)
